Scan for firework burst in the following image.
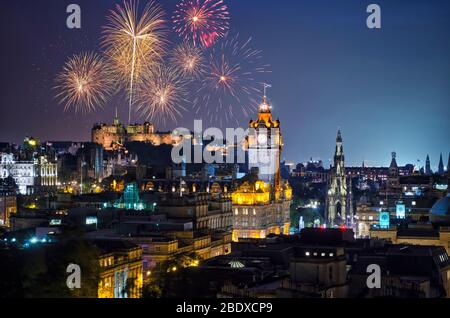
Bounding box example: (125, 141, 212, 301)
(195, 34, 271, 125)
(173, 0, 230, 48)
(136, 64, 189, 125)
(55, 52, 112, 113)
(170, 41, 205, 79)
(102, 0, 167, 124)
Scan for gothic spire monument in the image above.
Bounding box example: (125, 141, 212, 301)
(326, 129, 353, 226)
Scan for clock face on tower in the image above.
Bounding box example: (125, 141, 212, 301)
(257, 133, 267, 145)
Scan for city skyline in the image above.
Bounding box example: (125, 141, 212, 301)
(1, 0, 450, 302)
(0, 0, 449, 167)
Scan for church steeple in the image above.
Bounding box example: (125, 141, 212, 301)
(425, 154, 432, 175)
(438, 153, 444, 175)
(389, 151, 398, 169)
(388, 151, 400, 190)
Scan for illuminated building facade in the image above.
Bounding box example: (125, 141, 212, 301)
(0, 195, 16, 228)
(92, 114, 180, 151)
(369, 194, 450, 254)
(96, 240, 143, 298)
(158, 190, 233, 231)
(326, 130, 353, 226)
(104, 182, 151, 211)
(0, 153, 58, 195)
(232, 95, 292, 241)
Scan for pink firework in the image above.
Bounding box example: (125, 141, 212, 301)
(173, 0, 230, 48)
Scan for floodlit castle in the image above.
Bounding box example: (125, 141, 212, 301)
(92, 112, 181, 150)
(232, 94, 292, 241)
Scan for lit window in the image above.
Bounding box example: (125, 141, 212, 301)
(412, 201, 416, 206)
(305, 252, 310, 256)
(380, 201, 384, 205)
(329, 253, 334, 257)
(235, 209, 238, 215)
(321, 253, 325, 257)
(369, 216, 373, 221)
(313, 252, 318, 256)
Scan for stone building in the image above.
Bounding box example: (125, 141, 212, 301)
(91, 114, 180, 151)
(94, 240, 143, 298)
(232, 94, 292, 241)
(326, 130, 353, 226)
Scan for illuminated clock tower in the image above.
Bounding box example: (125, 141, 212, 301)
(232, 89, 292, 242)
(248, 93, 282, 189)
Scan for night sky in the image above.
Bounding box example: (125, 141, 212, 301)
(1, 0, 449, 168)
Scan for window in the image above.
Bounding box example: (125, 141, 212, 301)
(329, 253, 334, 257)
(321, 253, 325, 257)
(305, 252, 310, 256)
(369, 216, 373, 221)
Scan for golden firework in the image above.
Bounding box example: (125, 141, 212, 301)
(102, 0, 167, 124)
(136, 64, 189, 125)
(170, 41, 205, 79)
(55, 52, 112, 113)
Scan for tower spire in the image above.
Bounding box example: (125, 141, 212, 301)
(259, 83, 272, 113)
(390, 151, 398, 168)
(425, 154, 432, 175)
(336, 129, 342, 142)
(438, 153, 444, 175)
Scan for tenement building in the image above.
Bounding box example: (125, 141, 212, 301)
(232, 94, 292, 241)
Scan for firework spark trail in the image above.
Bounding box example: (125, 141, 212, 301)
(173, 0, 230, 48)
(102, 0, 166, 124)
(170, 41, 205, 79)
(195, 34, 271, 126)
(55, 52, 112, 114)
(136, 64, 190, 125)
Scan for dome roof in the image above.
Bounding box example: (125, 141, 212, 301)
(430, 194, 450, 216)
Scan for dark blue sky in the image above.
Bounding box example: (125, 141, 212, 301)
(0, 0, 449, 168)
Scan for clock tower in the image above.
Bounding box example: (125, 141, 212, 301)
(232, 90, 292, 241)
(248, 93, 282, 190)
